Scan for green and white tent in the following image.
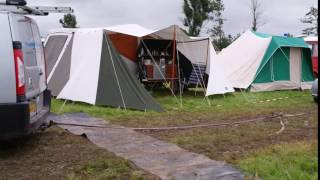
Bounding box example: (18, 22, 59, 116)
(206, 30, 314, 95)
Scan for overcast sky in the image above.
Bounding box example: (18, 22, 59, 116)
(27, 0, 318, 37)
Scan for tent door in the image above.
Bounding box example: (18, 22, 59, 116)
(290, 48, 302, 85)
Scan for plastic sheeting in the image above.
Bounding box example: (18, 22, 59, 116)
(49, 113, 244, 180)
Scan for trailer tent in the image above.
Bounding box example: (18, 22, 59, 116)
(106, 24, 232, 94)
(45, 28, 163, 112)
(206, 30, 314, 96)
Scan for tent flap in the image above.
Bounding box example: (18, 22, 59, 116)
(96, 34, 163, 111)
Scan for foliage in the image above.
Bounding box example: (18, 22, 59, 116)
(183, 0, 224, 36)
(301, 6, 318, 36)
(208, 1, 232, 50)
(238, 141, 318, 180)
(59, 13, 78, 28)
(212, 34, 233, 50)
(250, 0, 266, 32)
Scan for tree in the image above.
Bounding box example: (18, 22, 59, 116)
(212, 34, 233, 50)
(210, 10, 232, 50)
(301, 6, 318, 36)
(250, 0, 266, 31)
(183, 0, 224, 36)
(59, 13, 78, 28)
(208, 1, 236, 50)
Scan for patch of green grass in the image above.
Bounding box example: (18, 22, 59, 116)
(52, 90, 315, 127)
(237, 141, 318, 180)
(68, 159, 148, 180)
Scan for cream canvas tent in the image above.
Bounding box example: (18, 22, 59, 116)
(45, 24, 234, 110)
(44, 28, 163, 112)
(206, 30, 314, 96)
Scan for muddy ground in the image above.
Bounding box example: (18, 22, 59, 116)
(0, 107, 317, 179)
(144, 108, 318, 164)
(0, 127, 152, 180)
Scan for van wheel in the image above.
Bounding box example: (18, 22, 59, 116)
(314, 97, 318, 103)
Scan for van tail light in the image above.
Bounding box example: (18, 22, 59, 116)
(13, 41, 26, 102)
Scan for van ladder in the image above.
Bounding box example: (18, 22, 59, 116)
(0, 1, 73, 16)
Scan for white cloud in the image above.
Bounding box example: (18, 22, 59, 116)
(26, 0, 317, 37)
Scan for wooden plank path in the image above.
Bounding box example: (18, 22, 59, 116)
(49, 113, 244, 180)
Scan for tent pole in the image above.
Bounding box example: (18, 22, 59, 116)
(178, 33, 211, 106)
(172, 25, 177, 96)
(279, 47, 290, 63)
(58, 99, 68, 114)
(105, 34, 127, 111)
(204, 38, 210, 88)
(141, 40, 180, 105)
(239, 88, 251, 103)
(175, 27, 183, 108)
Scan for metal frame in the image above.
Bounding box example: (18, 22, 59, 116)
(0, 4, 73, 16)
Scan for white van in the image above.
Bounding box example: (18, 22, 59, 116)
(0, 6, 51, 139)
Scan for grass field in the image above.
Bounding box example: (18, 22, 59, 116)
(52, 90, 315, 127)
(238, 141, 318, 180)
(51, 89, 318, 179)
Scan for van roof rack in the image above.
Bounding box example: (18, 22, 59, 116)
(0, 0, 73, 16)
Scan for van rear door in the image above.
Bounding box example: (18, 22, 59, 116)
(30, 20, 47, 115)
(30, 21, 46, 93)
(10, 14, 41, 100)
(9, 14, 41, 117)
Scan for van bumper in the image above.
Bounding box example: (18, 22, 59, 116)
(0, 90, 51, 140)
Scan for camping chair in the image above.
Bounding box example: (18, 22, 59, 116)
(187, 64, 207, 96)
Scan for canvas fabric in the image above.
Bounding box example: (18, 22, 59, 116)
(48, 36, 73, 96)
(47, 24, 235, 96)
(206, 30, 272, 93)
(253, 33, 314, 91)
(206, 43, 235, 95)
(95, 34, 163, 111)
(44, 35, 68, 77)
(47, 29, 162, 111)
(57, 30, 105, 104)
(251, 81, 303, 92)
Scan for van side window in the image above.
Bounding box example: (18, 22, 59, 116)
(17, 20, 37, 66)
(30, 22, 45, 68)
